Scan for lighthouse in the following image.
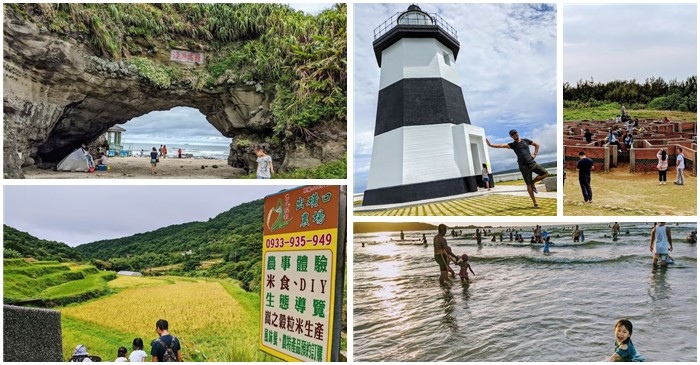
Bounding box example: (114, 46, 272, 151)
(363, 5, 492, 206)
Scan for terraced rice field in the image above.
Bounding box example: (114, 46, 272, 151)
(355, 194, 556, 216)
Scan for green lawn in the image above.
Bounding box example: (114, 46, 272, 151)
(564, 169, 696, 216)
(564, 103, 697, 121)
(355, 194, 556, 216)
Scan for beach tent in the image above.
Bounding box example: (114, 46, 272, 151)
(56, 148, 90, 172)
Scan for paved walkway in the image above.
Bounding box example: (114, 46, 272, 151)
(354, 184, 556, 216)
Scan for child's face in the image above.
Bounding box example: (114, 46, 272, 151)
(256, 149, 263, 156)
(615, 325, 630, 344)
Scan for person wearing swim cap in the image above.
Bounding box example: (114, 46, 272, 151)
(434, 224, 459, 286)
(486, 129, 549, 208)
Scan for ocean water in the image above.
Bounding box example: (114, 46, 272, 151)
(353, 223, 697, 362)
(120, 142, 229, 159)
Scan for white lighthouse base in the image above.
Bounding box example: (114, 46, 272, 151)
(363, 123, 492, 206)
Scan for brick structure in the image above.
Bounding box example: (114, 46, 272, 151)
(564, 119, 697, 176)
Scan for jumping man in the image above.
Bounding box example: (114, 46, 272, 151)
(486, 129, 549, 208)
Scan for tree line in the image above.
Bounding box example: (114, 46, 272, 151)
(563, 76, 697, 112)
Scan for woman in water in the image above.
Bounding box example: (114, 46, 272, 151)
(608, 319, 643, 362)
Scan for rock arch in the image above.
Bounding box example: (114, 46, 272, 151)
(3, 6, 345, 178)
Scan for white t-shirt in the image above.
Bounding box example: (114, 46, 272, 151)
(676, 153, 685, 169)
(129, 350, 148, 362)
(115, 357, 128, 362)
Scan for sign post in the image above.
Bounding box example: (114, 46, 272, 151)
(260, 185, 346, 362)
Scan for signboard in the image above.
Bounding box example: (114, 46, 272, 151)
(169, 49, 204, 64)
(260, 185, 345, 362)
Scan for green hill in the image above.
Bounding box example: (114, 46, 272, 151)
(76, 199, 265, 291)
(4, 259, 116, 306)
(3, 225, 84, 262)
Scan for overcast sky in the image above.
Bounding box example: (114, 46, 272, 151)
(4, 185, 294, 247)
(353, 3, 557, 193)
(120, 3, 336, 146)
(564, 4, 697, 84)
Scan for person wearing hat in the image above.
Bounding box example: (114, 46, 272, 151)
(69, 344, 92, 362)
(486, 129, 549, 208)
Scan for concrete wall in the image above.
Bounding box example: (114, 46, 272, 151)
(4, 305, 63, 362)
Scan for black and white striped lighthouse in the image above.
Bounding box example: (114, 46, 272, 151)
(363, 5, 492, 206)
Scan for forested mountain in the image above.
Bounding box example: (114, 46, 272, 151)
(75, 199, 265, 291)
(3, 225, 84, 262)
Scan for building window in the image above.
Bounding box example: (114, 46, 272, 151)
(443, 52, 451, 65)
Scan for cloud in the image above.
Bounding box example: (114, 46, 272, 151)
(122, 107, 229, 145)
(564, 4, 697, 83)
(287, 3, 335, 15)
(3, 185, 295, 246)
(353, 3, 557, 193)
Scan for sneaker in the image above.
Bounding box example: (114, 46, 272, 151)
(674, 182, 679, 185)
(659, 182, 663, 185)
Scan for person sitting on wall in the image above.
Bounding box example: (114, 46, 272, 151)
(623, 133, 633, 150)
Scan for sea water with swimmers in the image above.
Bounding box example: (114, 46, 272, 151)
(353, 222, 697, 361)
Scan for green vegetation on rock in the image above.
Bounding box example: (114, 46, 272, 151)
(8, 3, 347, 135)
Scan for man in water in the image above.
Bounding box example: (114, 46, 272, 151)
(650, 222, 673, 266)
(434, 224, 458, 286)
(486, 129, 549, 208)
(400, 230, 405, 241)
(612, 222, 620, 240)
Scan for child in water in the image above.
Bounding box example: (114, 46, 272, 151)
(608, 319, 643, 362)
(457, 254, 475, 283)
(543, 236, 551, 254)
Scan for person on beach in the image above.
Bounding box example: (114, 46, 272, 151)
(400, 230, 405, 241)
(580, 229, 585, 242)
(162, 145, 168, 159)
(255, 146, 274, 179)
(650, 222, 673, 266)
(422, 234, 428, 246)
(129, 338, 148, 362)
(434, 224, 458, 286)
(572, 225, 581, 242)
(150, 147, 159, 175)
(577, 151, 594, 203)
(657, 149, 668, 185)
(482, 163, 491, 191)
(608, 319, 642, 362)
(445, 246, 458, 278)
(177, 148, 182, 158)
(151, 319, 182, 362)
(486, 129, 549, 208)
(159, 145, 163, 158)
(94, 153, 108, 166)
(612, 222, 620, 240)
(115, 347, 128, 362)
(674, 147, 685, 185)
(457, 254, 475, 283)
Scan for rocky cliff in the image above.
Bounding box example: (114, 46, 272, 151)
(3, 4, 346, 178)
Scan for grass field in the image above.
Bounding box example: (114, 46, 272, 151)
(6, 259, 346, 362)
(563, 103, 697, 121)
(61, 276, 275, 362)
(564, 169, 697, 216)
(355, 193, 556, 216)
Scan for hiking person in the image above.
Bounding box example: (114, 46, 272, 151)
(69, 344, 92, 362)
(129, 338, 148, 362)
(486, 129, 549, 208)
(151, 319, 182, 362)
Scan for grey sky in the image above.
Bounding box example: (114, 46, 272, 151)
(4, 185, 295, 246)
(353, 3, 557, 193)
(564, 4, 697, 83)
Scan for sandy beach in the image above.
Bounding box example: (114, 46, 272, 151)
(23, 156, 244, 179)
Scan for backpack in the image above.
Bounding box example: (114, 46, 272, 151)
(156, 337, 179, 362)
